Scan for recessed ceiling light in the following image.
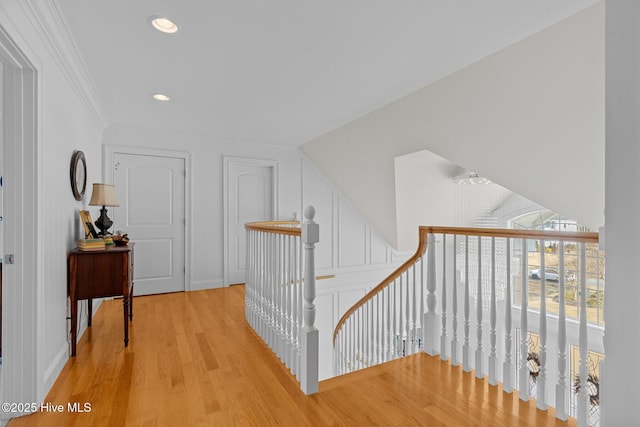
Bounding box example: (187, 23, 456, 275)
(152, 93, 170, 101)
(149, 16, 178, 34)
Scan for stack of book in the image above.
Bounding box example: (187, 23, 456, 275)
(77, 239, 105, 251)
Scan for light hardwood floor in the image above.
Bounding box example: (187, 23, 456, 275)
(9, 285, 576, 426)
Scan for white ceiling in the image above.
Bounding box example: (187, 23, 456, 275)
(57, 0, 600, 147)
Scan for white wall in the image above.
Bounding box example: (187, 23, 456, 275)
(103, 124, 304, 289)
(301, 3, 605, 248)
(601, 0, 640, 425)
(0, 0, 107, 416)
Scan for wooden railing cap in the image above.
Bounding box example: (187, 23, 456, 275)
(245, 220, 301, 236)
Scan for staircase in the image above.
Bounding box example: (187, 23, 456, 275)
(333, 226, 603, 427)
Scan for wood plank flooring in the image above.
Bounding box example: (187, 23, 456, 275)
(8, 285, 576, 426)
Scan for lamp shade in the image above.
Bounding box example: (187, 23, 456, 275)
(88, 183, 120, 207)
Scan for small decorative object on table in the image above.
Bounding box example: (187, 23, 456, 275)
(112, 230, 129, 246)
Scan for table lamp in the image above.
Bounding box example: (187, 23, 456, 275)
(88, 183, 120, 236)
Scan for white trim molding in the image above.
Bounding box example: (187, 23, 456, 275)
(20, 0, 108, 130)
(0, 20, 40, 422)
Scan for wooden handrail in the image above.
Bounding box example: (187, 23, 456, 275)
(424, 226, 598, 243)
(245, 220, 301, 236)
(332, 226, 599, 344)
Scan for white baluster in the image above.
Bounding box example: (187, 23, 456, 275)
(463, 235, 471, 372)
(405, 270, 410, 356)
(577, 243, 589, 427)
(392, 280, 396, 357)
(263, 232, 269, 341)
(300, 206, 319, 394)
(556, 241, 567, 420)
(284, 235, 291, 370)
(260, 231, 266, 339)
(340, 330, 345, 375)
(519, 238, 530, 401)
(288, 234, 295, 372)
(277, 233, 284, 360)
(271, 233, 278, 351)
(274, 233, 280, 358)
(245, 229, 251, 323)
(385, 279, 402, 361)
(254, 230, 259, 326)
(441, 234, 448, 361)
(420, 256, 424, 352)
(503, 238, 513, 393)
(476, 236, 484, 379)
(346, 318, 352, 373)
(538, 240, 548, 410)
(412, 265, 418, 355)
(363, 305, 368, 366)
(334, 330, 339, 376)
(376, 292, 381, 365)
(451, 235, 459, 366)
(263, 231, 269, 341)
(357, 307, 362, 369)
(489, 237, 498, 386)
(293, 232, 301, 377)
(268, 232, 273, 340)
(253, 231, 259, 331)
(282, 234, 288, 364)
(369, 301, 374, 367)
(425, 233, 438, 355)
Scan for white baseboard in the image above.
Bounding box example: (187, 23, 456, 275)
(190, 279, 224, 291)
(42, 342, 69, 401)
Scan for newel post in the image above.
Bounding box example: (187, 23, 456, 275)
(301, 205, 319, 394)
(424, 233, 439, 356)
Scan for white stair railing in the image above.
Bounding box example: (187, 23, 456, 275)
(245, 206, 319, 395)
(334, 226, 603, 426)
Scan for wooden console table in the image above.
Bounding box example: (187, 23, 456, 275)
(68, 244, 134, 356)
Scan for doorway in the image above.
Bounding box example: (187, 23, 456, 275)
(223, 157, 278, 286)
(0, 24, 38, 421)
(105, 146, 189, 295)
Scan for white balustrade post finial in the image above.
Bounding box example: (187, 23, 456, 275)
(301, 205, 319, 394)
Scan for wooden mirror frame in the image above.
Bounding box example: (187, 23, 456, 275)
(70, 150, 87, 201)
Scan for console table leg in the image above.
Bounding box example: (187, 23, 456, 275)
(123, 297, 129, 347)
(129, 284, 134, 321)
(87, 298, 93, 327)
(71, 299, 77, 357)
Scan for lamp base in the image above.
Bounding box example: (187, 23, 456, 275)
(94, 205, 113, 236)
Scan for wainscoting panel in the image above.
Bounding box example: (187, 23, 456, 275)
(370, 230, 389, 265)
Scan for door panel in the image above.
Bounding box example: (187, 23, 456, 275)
(113, 153, 185, 295)
(227, 161, 275, 285)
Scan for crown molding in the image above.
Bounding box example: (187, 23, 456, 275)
(20, 0, 109, 131)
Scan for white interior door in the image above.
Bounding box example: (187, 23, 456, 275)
(225, 159, 276, 285)
(112, 153, 186, 295)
